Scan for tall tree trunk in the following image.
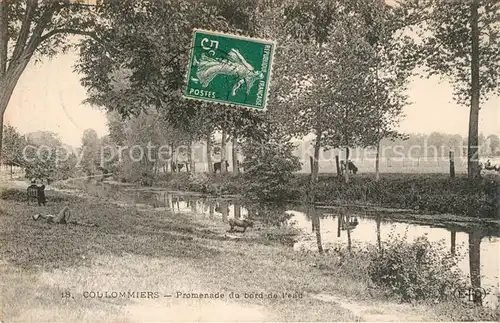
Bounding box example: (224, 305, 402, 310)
(311, 132, 322, 182)
(308, 131, 322, 204)
(170, 143, 175, 172)
(335, 155, 341, 177)
(375, 139, 381, 181)
(0, 1, 7, 77)
(232, 136, 239, 175)
(344, 147, 350, 183)
(206, 130, 213, 173)
(0, 1, 59, 162)
(468, 0, 480, 179)
(189, 137, 195, 173)
(0, 0, 6, 161)
(221, 130, 227, 173)
(0, 111, 3, 162)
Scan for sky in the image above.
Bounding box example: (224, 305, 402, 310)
(4, 50, 499, 147)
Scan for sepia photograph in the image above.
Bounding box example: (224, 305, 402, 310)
(0, 0, 499, 322)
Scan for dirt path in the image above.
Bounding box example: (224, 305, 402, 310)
(309, 293, 428, 322)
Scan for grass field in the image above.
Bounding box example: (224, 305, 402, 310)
(2, 184, 497, 322)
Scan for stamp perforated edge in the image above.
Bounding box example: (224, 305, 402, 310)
(182, 28, 277, 113)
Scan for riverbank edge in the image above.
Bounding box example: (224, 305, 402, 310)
(99, 179, 500, 230)
(1, 181, 498, 321)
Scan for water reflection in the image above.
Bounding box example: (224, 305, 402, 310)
(122, 188, 499, 308)
(309, 205, 323, 253)
(469, 230, 482, 305)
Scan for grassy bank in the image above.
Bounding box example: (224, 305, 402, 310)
(151, 172, 500, 218)
(1, 185, 498, 321)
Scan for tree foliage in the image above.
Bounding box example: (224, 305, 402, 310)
(23, 131, 75, 182)
(80, 128, 100, 177)
(0, 0, 102, 159)
(400, 0, 500, 105)
(1, 124, 26, 168)
(241, 121, 301, 203)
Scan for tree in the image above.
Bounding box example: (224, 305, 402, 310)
(486, 134, 500, 156)
(349, 0, 412, 181)
(76, 0, 266, 177)
(80, 128, 100, 179)
(240, 120, 301, 203)
(23, 131, 69, 183)
(1, 125, 26, 177)
(399, 0, 500, 178)
(281, 0, 376, 189)
(0, 0, 102, 161)
(76, 0, 227, 119)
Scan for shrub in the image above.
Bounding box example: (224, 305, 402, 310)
(188, 172, 211, 194)
(0, 188, 26, 201)
(365, 231, 466, 302)
(241, 129, 302, 202)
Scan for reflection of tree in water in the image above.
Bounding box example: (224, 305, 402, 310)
(189, 198, 196, 214)
(451, 230, 456, 256)
(249, 203, 291, 227)
(209, 200, 215, 220)
(337, 208, 358, 252)
(220, 200, 229, 222)
(468, 230, 483, 305)
(234, 200, 242, 219)
(308, 205, 323, 253)
(374, 215, 381, 250)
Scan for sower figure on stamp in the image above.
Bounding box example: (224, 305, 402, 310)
(32, 206, 97, 226)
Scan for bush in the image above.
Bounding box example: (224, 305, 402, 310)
(241, 129, 302, 202)
(365, 231, 466, 302)
(188, 172, 212, 194)
(0, 188, 26, 201)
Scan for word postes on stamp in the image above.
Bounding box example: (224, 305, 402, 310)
(184, 29, 275, 111)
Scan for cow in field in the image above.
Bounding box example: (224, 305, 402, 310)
(214, 161, 229, 173)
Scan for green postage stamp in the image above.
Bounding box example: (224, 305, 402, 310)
(184, 29, 275, 111)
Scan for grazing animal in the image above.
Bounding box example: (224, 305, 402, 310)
(347, 161, 358, 174)
(340, 160, 358, 175)
(171, 162, 187, 172)
(214, 161, 229, 173)
(228, 218, 254, 232)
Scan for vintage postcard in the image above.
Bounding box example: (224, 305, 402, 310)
(0, 0, 499, 322)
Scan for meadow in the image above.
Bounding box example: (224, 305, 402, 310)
(1, 184, 498, 322)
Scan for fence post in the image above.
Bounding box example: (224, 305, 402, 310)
(449, 151, 455, 178)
